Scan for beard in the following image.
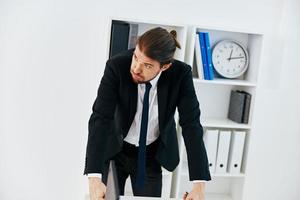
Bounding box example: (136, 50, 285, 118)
(130, 70, 160, 84)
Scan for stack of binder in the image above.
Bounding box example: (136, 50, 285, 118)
(194, 32, 214, 80)
(203, 129, 246, 174)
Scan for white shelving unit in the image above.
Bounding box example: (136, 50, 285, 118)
(171, 25, 263, 200)
(106, 18, 264, 200)
(193, 78, 257, 87)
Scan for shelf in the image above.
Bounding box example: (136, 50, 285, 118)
(181, 170, 245, 178)
(201, 118, 251, 129)
(193, 78, 257, 87)
(180, 161, 245, 178)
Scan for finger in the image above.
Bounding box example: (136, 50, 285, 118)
(100, 190, 106, 198)
(186, 194, 193, 200)
(97, 195, 105, 200)
(90, 191, 97, 200)
(183, 194, 188, 200)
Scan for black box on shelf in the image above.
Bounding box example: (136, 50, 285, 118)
(228, 90, 251, 124)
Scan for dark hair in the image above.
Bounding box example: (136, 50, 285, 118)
(137, 27, 181, 66)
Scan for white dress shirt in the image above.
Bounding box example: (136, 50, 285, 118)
(123, 72, 161, 146)
(88, 73, 205, 183)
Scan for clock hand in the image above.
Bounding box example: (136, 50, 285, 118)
(230, 56, 245, 59)
(228, 49, 233, 61)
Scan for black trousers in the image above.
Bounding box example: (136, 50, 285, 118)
(111, 139, 162, 197)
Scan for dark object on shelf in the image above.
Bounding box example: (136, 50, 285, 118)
(228, 90, 251, 124)
(109, 21, 130, 58)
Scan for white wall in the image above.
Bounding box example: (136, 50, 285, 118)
(243, 0, 300, 199)
(1, 0, 299, 200)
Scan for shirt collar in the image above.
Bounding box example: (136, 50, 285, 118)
(148, 72, 161, 89)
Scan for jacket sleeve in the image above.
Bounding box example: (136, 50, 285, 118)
(84, 59, 119, 175)
(177, 68, 211, 181)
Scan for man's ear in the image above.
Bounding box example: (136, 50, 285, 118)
(161, 63, 172, 72)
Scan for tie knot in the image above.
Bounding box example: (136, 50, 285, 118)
(145, 82, 152, 91)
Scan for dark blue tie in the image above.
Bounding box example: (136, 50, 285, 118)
(136, 82, 152, 188)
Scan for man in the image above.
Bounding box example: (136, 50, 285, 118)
(84, 27, 211, 200)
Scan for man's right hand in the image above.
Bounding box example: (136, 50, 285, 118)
(88, 177, 106, 200)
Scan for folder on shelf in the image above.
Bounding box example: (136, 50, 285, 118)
(228, 130, 246, 174)
(198, 32, 209, 80)
(215, 130, 231, 174)
(109, 21, 130, 58)
(203, 129, 219, 174)
(194, 33, 204, 79)
(204, 32, 214, 80)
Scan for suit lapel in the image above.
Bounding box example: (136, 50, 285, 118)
(157, 72, 168, 132)
(128, 81, 137, 130)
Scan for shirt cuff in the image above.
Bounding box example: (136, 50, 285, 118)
(87, 173, 102, 179)
(192, 180, 207, 183)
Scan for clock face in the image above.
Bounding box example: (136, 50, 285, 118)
(212, 40, 249, 78)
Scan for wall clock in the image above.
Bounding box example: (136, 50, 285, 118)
(212, 40, 249, 79)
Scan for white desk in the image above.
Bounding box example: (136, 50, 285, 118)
(120, 196, 180, 200)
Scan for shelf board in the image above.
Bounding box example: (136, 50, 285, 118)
(180, 171, 245, 178)
(193, 78, 257, 87)
(201, 118, 251, 129)
(181, 161, 245, 178)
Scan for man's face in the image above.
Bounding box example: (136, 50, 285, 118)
(130, 45, 171, 84)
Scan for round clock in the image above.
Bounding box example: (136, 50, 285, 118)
(212, 40, 249, 79)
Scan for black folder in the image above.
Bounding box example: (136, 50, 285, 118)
(109, 21, 130, 58)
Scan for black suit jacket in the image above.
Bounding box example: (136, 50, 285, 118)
(84, 49, 211, 181)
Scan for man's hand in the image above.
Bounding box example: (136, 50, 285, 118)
(88, 177, 106, 200)
(183, 182, 205, 200)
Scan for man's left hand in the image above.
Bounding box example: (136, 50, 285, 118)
(183, 182, 205, 200)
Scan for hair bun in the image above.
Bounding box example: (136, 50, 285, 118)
(169, 30, 181, 49)
(170, 30, 177, 39)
